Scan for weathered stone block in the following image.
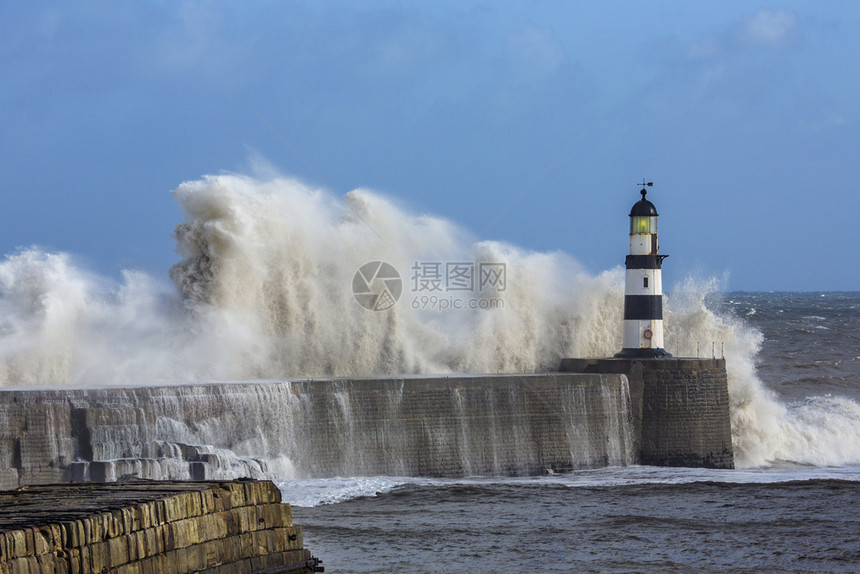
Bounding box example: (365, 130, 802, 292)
(0, 481, 316, 574)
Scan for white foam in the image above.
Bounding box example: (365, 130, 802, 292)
(276, 465, 860, 507)
(277, 476, 411, 507)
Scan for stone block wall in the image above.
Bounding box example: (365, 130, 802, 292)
(0, 363, 732, 485)
(0, 375, 634, 487)
(638, 359, 734, 468)
(281, 375, 634, 477)
(0, 480, 320, 574)
(558, 358, 734, 469)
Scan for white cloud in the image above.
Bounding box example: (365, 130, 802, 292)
(684, 38, 720, 61)
(801, 110, 846, 131)
(507, 25, 566, 83)
(363, 27, 446, 78)
(736, 9, 799, 48)
(162, 1, 225, 69)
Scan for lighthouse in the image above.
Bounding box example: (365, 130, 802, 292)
(615, 183, 671, 358)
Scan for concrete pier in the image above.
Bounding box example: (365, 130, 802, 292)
(0, 366, 733, 488)
(0, 479, 320, 574)
(558, 358, 734, 469)
(0, 374, 634, 487)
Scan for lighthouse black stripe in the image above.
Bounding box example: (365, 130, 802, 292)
(625, 255, 667, 269)
(624, 295, 663, 320)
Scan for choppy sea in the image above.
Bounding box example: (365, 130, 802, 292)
(280, 292, 860, 573)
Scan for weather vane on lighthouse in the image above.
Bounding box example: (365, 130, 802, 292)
(615, 181, 671, 358)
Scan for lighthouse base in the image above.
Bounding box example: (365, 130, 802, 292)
(558, 357, 733, 469)
(614, 347, 672, 359)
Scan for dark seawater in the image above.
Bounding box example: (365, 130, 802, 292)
(719, 292, 860, 402)
(293, 475, 860, 573)
(286, 292, 860, 573)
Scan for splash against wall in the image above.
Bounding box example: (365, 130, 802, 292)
(0, 173, 858, 468)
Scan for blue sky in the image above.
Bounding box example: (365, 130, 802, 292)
(2, 1, 858, 291)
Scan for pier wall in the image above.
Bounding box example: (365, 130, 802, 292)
(0, 374, 635, 488)
(558, 358, 734, 469)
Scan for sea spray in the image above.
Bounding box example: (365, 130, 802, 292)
(0, 249, 251, 385)
(664, 280, 860, 467)
(1, 172, 859, 468)
(168, 173, 626, 376)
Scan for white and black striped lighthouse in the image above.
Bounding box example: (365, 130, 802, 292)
(615, 183, 672, 358)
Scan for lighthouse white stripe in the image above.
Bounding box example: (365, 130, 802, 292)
(623, 319, 665, 349)
(629, 236, 654, 256)
(625, 269, 662, 296)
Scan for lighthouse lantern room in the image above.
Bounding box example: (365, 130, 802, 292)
(615, 183, 672, 358)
